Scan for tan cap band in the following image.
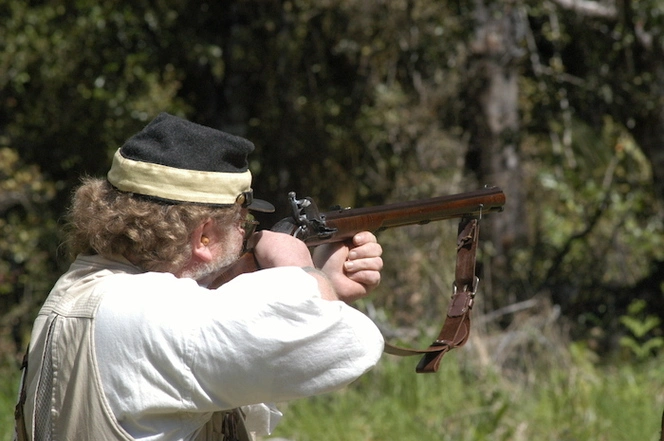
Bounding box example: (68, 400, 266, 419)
(107, 149, 252, 205)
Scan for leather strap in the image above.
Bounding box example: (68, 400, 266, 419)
(383, 217, 480, 373)
(14, 347, 29, 441)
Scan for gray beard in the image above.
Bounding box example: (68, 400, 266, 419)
(181, 251, 242, 286)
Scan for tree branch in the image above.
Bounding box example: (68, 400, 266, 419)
(550, 0, 617, 19)
(543, 155, 619, 285)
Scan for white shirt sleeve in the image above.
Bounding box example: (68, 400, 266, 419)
(95, 266, 383, 437)
(190, 267, 384, 405)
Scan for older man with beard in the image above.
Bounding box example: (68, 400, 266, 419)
(15, 113, 384, 441)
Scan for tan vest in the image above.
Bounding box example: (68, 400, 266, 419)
(17, 274, 249, 441)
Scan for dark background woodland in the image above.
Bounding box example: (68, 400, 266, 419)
(1, 0, 663, 363)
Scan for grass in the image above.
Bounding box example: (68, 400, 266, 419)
(1, 335, 662, 441)
(270, 346, 664, 441)
(1, 361, 19, 441)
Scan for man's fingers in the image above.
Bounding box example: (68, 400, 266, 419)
(346, 269, 381, 289)
(347, 241, 382, 261)
(344, 256, 383, 272)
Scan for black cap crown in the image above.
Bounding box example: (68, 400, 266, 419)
(107, 113, 274, 212)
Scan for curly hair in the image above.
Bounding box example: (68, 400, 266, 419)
(65, 177, 242, 272)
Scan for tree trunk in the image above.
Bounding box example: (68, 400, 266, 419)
(462, 0, 529, 306)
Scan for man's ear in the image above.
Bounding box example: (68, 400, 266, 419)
(191, 219, 216, 263)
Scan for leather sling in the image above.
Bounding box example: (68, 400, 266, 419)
(383, 216, 480, 373)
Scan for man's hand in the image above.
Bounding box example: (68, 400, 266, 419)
(250, 231, 315, 268)
(312, 232, 383, 303)
(250, 230, 383, 303)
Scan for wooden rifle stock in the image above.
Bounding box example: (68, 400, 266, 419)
(304, 186, 505, 246)
(209, 186, 505, 289)
(210, 252, 259, 288)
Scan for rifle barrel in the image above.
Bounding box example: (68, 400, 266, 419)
(304, 186, 506, 246)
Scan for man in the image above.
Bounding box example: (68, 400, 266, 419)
(15, 113, 385, 441)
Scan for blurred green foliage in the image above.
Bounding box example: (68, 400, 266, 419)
(1, 0, 663, 363)
(620, 299, 664, 362)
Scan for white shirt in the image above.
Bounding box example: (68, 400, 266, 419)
(89, 257, 384, 441)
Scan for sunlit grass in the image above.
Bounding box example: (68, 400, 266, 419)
(270, 343, 664, 441)
(0, 363, 19, 441)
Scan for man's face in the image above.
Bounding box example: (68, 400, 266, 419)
(182, 210, 253, 286)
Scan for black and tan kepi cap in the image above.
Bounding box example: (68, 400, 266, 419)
(107, 112, 274, 212)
